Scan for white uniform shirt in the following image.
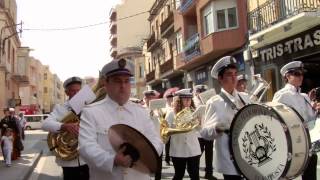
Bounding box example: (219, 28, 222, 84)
(201, 88, 250, 175)
(1, 135, 13, 150)
(272, 83, 316, 126)
(166, 110, 201, 158)
(79, 96, 163, 180)
(42, 102, 86, 167)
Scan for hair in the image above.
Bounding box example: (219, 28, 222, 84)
(172, 96, 195, 114)
(217, 64, 237, 78)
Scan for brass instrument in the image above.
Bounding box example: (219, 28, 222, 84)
(249, 74, 270, 103)
(47, 74, 106, 161)
(160, 108, 200, 143)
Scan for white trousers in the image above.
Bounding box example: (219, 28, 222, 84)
(3, 148, 12, 165)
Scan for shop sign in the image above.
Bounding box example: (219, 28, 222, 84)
(259, 27, 320, 62)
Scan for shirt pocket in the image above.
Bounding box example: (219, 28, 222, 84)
(96, 127, 113, 151)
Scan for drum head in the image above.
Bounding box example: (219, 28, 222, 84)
(230, 104, 291, 180)
(108, 124, 161, 174)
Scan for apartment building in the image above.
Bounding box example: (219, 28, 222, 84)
(0, 0, 22, 117)
(109, 0, 155, 98)
(43, 65, 54, 113)
(145, 0, 248, 92)
(247, 0, 320, 101)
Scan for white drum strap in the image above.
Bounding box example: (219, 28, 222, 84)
(219, 92, 247, 111)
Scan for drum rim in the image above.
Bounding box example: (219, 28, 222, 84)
(229, 103, 293, 179)
(280, 104, 312, 178)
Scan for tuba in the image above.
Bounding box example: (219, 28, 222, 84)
(160, 107, 200, 143)
(249, 74, 270, 103)
(47, 74, 106, 161)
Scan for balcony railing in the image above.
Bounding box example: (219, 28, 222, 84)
(179, 0, 194, 13)
(146, 70, 155, 82)
(249, 0, 320, 34)
(160, 11, 174, 38)
(160, 57, 173, 74)
(147, 33, 156, 50)
(183, 33, 200, 61)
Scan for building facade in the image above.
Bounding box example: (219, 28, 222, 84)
(145, 0, 248, 93)
(247, 0, 320, 101)
(0, 0, 22, 117)
(109, 0, 155, 98)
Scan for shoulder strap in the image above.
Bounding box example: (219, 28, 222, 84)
(219, 92, 239, 111)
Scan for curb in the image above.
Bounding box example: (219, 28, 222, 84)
(21, 149, 43, 180)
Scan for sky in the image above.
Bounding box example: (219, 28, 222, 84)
(16, 0, 121, 81)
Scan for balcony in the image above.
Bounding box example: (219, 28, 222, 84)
(110, 34, 117, 46)
(147, 33, 161, 51)
(160, 12, 174, 38)
(12, 74, 29, 85)
(160, 57, 173, 74)
(110, 47, 117, 58)
(109, 8, 116, 21)
(249, 0, 320, 49)
(146, 70, 155, 82)
(179, 0, 195, 13)
(249, 0, 320, 34)
(110, 21, 117, 34)
(183, 33, 200, 61)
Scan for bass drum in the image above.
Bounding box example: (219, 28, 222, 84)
(230, 102, 311, 180)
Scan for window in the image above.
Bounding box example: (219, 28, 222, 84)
(44, 87, 48, 93)
(44, 73, 47, 80)
(216, 7, 237, 30)
(203, 3, 214, 35)
(202, 1, 238, 34)
(176, 31, 183, 53)
(139, 65, 144, 78)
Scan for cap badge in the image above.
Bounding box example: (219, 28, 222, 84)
(118, 59, 126, 69)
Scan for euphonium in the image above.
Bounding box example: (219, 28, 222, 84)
(249, 74, 270, 103)
(160, 107, 199, 143)
(47, 74, 106, 161)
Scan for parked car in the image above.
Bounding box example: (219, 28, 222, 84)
(24, 114, 49, 130)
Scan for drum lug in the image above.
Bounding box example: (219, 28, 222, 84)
(287, 152, 292, 161)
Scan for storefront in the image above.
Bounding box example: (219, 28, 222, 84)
(253, 25, 320, 101)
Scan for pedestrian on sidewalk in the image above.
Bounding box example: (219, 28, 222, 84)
(1, 128, 13, 167)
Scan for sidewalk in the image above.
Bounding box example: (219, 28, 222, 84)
(0, 149, 42, 180)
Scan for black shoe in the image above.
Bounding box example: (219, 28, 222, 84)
(204, 174, 218, 180)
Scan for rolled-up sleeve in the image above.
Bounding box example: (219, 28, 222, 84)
(79, 108, 116, 173)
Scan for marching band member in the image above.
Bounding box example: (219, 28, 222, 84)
(193, 85, 217, 180)
(42, 76, 89, 180)
(201, 56, 251, 180)
(142, 89, 162, 180)
(166, 88, 201, 180)
(272, 61, 320, 180)
(79, 58, 163, 180)
(236, 74, 248, 93)
(163, 88, 178, 166)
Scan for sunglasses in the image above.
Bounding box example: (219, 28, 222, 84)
(289, 71, 304, 76)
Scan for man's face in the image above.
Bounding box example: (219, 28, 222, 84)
(65, 83, 82, 99)
(219, 68, 238, 90)
(236, 79, 247, 92)
(105, 74, 131, 105)
(286, 70, 304, 87)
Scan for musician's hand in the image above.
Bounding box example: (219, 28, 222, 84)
(61, 123, 79, 136)
(215, 127, 225, 134)
(114, 146, 132, 168)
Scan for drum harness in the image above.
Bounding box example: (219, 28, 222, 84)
(219, 91, 248, 134)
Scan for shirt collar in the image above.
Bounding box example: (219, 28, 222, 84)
(285, 83, 301, 93)
(221, 88, 238, 101)
(105, 96, 133, 113)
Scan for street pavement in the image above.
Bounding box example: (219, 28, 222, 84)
(1, 130, 320, 180)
